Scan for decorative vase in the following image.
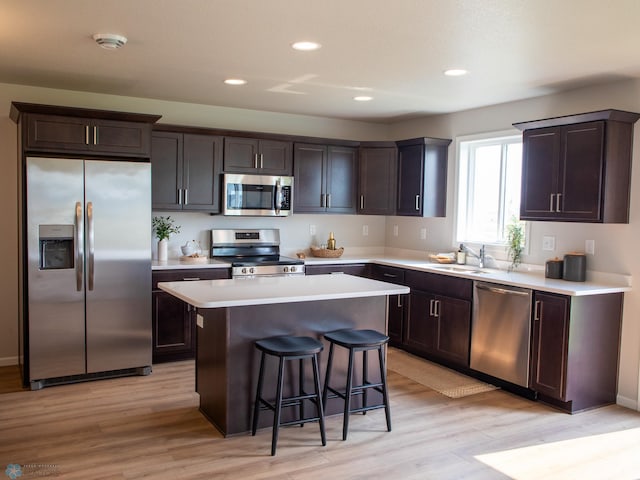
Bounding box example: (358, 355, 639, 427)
(158, 239, 168, 262)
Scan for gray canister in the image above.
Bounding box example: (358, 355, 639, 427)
(545, 259, 563, 279)
(563, 253, 586, 282)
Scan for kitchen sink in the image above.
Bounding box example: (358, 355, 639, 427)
(425, 264, 491, 274)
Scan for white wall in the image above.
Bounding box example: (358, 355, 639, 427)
(387, 78, 640, 408)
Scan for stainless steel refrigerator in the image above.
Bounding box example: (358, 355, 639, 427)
(23, 156, 152, 389)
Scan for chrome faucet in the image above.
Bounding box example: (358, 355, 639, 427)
(462, 244, 486, 269)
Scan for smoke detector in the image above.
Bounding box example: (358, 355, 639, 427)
(92, 33, 127, 50)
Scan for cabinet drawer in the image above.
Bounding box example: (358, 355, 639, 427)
(305, 263, 368, 277)
(405, 269, 472, 300)
(152, 268, 230, 289)
(370, 265, 406, 284)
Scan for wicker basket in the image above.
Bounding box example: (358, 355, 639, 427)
(310, 246, 344, 258)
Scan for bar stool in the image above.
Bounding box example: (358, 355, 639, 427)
(251, 335, 326, 456)
(322, 329, 391, 440)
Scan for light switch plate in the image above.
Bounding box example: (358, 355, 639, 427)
(196, 314, 204, 328)
(542, 235, 555, 251)
(585, 239, 595, 255)
(393, 225, 399, 237)
(309, 224, 316, 235)
(420, 228, 427, 240)
(362, 225, 369, 236)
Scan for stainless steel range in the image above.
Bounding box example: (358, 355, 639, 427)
(211, 228, 305, 277)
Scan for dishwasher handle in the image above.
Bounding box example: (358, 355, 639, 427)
(475, 282, 531, 296)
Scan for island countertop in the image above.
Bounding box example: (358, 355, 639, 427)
(158, 273, 409, 309)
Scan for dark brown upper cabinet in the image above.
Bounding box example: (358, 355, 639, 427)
(293, 143, 358, 214)
(358, 144, 397, 215)
(223, 137, 292, 175)
(514, 109, 640, 223)
(10, 102, 161, 158)
(395, 137, 451, 217)
(152, 131, 223, 212)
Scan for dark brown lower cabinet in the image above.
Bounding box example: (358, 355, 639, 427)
(530, 290, 623, 412)
(387, 294, 407, 346)
(304, 263, 369, 277)
(406, 291, 471, 367)
(152, 268, 230, 363)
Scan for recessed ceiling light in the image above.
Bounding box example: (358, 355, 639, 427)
(353, 96, 373, 102)
(92, 33, 127, 50)
(292, 41, 321, 51)
(224, 78, 247, 86)
(444, 69, 468, 77)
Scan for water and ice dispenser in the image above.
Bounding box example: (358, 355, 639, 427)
(38, 225, 74, 270)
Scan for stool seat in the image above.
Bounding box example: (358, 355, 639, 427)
(252, 335, 326, 455)
(255, 336, 323, 357)
(323, 329, 389, 349)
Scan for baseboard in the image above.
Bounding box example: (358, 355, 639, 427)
(616, 394, 638, 411)
(0, 356, 19, 367)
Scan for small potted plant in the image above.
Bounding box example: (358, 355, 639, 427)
(153, 216, 180, 261)
(506, 217, 525, 271)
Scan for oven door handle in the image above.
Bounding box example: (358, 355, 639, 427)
(274, 178, 283, 215)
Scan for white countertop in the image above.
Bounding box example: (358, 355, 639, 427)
(153, 254, 631, 296)
(158, 273, 410, 309)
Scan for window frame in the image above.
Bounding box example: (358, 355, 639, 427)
(453, 130, 528, 255)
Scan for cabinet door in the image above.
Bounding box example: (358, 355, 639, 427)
(293, 144, 327, 212)
(358, 147, 397, 215)
(91, 119, 152, 157)
(406, 291, 437, 353)
(183, 134, 223, 212)
(388, 294, 407, 346)
(304, 263, 368, 277)
(434, 296, 471, 366)
(258, 139, 293, 175)
(397, 144, 423, 216)
(530, 292, 569, 400)
(326, 146, 358, 214)
(152, 290, 194, 363)
(520, 127, 561, 220)
(152, 132, 183, 210)
(223, 137, 259, 172)
(26, 114, 92, 153)
(560, 122, 604, 220)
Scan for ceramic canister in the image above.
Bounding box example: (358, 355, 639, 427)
(563, 253, 586, 282)
(545, 258, 563, 279)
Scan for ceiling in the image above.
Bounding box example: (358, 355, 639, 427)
(1, 0, 640, 123)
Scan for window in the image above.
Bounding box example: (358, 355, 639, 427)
(456, 133, 523, 245)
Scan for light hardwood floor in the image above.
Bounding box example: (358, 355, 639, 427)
(1, 360, 640, 479)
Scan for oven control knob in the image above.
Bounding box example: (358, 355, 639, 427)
(290, 266, 296, 273)
(284, 266, 289, 273)
(249, 267, 255, 274)
(242, 268, 247, 274)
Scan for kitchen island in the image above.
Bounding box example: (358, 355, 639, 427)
(158, 274, 409, 436)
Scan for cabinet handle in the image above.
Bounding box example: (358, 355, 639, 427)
(550, 194, 555, 212)
(397, 295, 402, 308)
(556, 193, 562, 212)
(182, 277, 201, 281)
(254, 153, 259, 169)
(259, 153, 264, 169)
(85, 125, 90, 145)
(434, 299, 440, 318)
(534, 300, 542, 320)
(415, 194, 420, 211)
(178, 189, 183, 205)
(360, 195, 364, 210)
(429, 299, 434, 316)
(383, 273, 398, 278)
(184, 189, 188, 205)
(327, 193, 331, 208)
(93, 126, 98, 145)
(321, 193, 326, 207)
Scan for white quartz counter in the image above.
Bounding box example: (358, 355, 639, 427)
(153, 254, 631, 296)
(158, 273, 409, 309)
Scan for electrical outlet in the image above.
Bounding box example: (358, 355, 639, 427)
(585, 239, 595, 255)
(420, 228, 427, 240)
(542, 235, 555, 251)
(362, 225, 369, 236)
(309, 224, 316, 235)
(393, 224, 399, 237)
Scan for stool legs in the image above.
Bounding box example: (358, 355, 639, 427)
(378, 346, 392, 432)
(271, 356, 286, 456)
(251, 351, 267, 436)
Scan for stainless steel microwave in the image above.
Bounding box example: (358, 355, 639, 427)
(222, 173, 293, 216)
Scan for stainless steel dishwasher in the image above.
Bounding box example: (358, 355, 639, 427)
(471, 282, 532, 387)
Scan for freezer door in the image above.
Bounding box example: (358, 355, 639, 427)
(84, 160, 152, 373)
(26, 157, 86, 380)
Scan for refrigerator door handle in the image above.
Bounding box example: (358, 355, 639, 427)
(87, 201, 95, 291)
(75, 201, 84, 291)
